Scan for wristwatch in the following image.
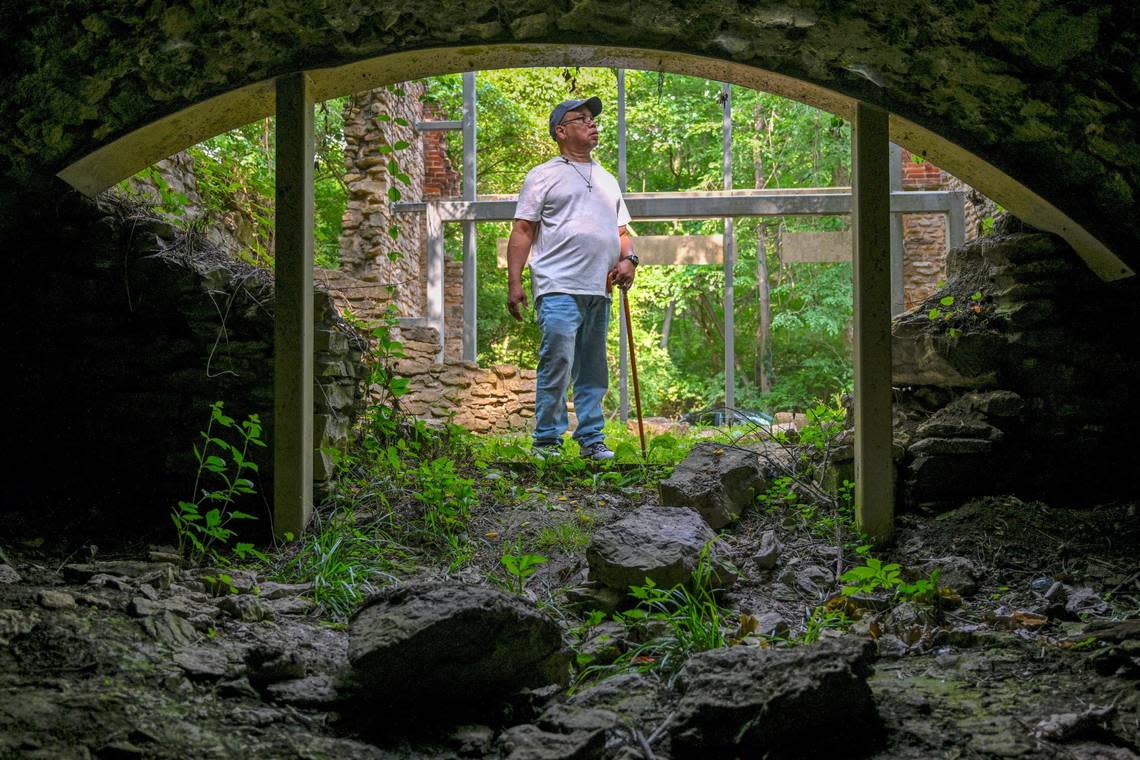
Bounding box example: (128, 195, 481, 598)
(621, 253, 640, 267)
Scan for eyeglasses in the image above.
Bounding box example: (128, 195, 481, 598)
(560, 116, 598, 128)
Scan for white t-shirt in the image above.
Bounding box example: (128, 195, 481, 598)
(514, 156, 631, 299)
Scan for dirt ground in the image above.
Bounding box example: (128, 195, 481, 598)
(1, 461, 1137, 759)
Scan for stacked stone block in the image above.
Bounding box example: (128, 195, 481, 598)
(55, 195, 369, 529)
(891, 217, 1140, 508)
(339, 83, 427, 319)
(389, 325, 536, 434)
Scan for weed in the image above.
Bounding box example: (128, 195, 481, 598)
(274, 507, 413, 619)
(840, 557, 946, 607)
(840, 557, 904, 595)
(414, 457, 476, 536)
(537, 520, 592, 553)
(500, 536, 548, 594)
(578, 542, 729, 687)
(172, 401, 267, 564)
(801, 605, 852, 643)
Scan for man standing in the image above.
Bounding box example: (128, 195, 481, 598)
(506, 96, 639, 460)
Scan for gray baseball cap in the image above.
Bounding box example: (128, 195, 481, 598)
(549, 96, 602, 140)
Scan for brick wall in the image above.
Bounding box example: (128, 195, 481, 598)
(898, 149, 994, 309)
(422, 101, 461, 199)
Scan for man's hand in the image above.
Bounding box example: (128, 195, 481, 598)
(611, 257, 636, 290)
(506, 218, 536, 321)
(508, 281, 529, 321)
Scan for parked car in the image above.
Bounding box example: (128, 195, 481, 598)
(680, 406, 774, 428)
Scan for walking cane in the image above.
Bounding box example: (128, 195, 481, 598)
(621, 288, 647, 461)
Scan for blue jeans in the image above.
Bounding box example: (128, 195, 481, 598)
(533, 294, 610, 448)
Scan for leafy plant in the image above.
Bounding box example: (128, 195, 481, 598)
(172, 401, 267, 563)
(841, 558, 944, 606)
(896, 569, 941, 604)
(839, 557, 903, 595)
(500, 537, 548, 594)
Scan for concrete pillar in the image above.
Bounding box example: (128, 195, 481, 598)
(461, 72, 478, 362)
(273, 72, 315, 540)
(852, 102, 894, 545)
(722, 82, 735, 416)
(889, 143, 905, 315)
(426, 202, 445, 362)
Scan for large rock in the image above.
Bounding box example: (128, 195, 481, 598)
(669, 638, 883, 759)
(347, 582, 569, 709)
(585, 506, 733, 593)
(659, 443, 767, 529)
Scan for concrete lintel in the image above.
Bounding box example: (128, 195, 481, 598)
(273, 72, 315, 540)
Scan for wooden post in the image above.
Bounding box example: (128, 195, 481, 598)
(617, 68, 629, 422)
(273, 72, 315, 540)
(852, 102, 895, 544)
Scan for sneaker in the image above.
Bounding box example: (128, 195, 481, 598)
(532, 444, 563, 461)
(580, 441, 615, 461)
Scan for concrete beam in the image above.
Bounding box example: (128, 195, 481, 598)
(415, 120, 462, 131)
(273, 72, 315, 540)
(852, 102, 895, 545)
(395, 189, 963, 221)
(496, 235, 724, 267)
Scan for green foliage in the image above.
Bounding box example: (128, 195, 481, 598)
(795, 397, 848, 452)
(579, 542, 728, 685)
(840, 558, 943, 605)
(801, 606, 852, 644)
(500, 536, 548, 594)
(840, 557, 903, 595)
(536, 520, 592, 553)
(172, 401, 267, 564)
(927, 289, 989, 338)
(426, 68, 854, 416)
(273, 508, 414, 619)
(413, 457, 476, 542)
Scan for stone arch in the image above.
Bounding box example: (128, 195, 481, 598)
(55, 43, 1131, 281)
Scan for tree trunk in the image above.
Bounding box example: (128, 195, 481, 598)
(660, 299, 676, 349)
(753, 103, 773, 392)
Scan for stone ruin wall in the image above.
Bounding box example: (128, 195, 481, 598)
(886, 215, 1140, 509)
(337, 84, 535, 433)
(27, 192, 369, 530)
